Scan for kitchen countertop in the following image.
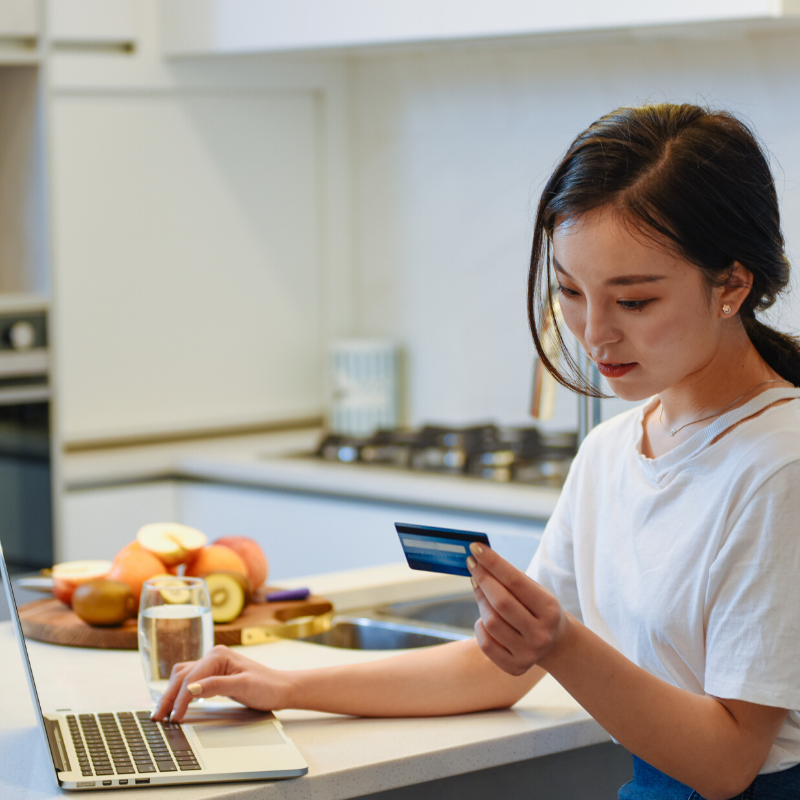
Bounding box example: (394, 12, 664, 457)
(0, 564, 611, 799)
(62, 427, 561, 520)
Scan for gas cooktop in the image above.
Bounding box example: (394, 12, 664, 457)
(313, 424, 577, 487)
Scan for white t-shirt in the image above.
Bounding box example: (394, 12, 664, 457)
(527, 387, 800, 774)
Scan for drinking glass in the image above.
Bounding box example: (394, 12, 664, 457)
(138, 576, 213, 705)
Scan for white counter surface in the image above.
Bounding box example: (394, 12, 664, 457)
(63, 428, 560, 520)
(1, 564, 608, 799)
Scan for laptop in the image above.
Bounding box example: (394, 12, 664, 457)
(0, 539, 308, 790)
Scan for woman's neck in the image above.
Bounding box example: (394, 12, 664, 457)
(641, 339, 789, 459)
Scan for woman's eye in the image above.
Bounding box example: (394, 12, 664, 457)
(556, 284, 579, 299)
(617, 299, 651, 311)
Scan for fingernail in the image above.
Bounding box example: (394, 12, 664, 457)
(470, 577, 478, 590)
(470, 543, 483, 556)
(187, 683, 202, 696)
(466, 556, 476, 570)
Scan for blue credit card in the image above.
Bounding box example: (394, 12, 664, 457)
(395, 522, 491, 577)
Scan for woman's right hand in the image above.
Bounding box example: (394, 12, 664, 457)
(151, 645, 292, 723)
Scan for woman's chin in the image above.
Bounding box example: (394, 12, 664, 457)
(604, 382, 654, 403)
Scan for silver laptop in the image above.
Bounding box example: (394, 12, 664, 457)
(0, 539, 308, 790)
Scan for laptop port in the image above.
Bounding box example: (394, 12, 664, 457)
(102, 780, 112, 786)
(135, 778, 150, 784)
(119, 780, 128, 785)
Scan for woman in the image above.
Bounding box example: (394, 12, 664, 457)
(154, 104, 800, 800)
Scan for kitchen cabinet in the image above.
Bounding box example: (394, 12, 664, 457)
(0, 0, 37, 41)
(161, 0, 800, 57)
(60, 481, 181, 562)
(61, 478, 545, 578)
(50, 89, 323, 442)
(0, 64, 47, 295)
(46, 0, 139, 48)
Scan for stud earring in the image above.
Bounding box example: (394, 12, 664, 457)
(722, 304, 732, 315)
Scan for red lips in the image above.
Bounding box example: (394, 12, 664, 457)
(596, 362, 637, 378)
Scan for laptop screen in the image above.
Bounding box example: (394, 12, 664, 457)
(0, 538, 58, 781)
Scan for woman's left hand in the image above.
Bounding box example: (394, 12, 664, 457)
(467, 543, 569, 676)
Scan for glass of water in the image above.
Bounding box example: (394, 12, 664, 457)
(138, 576, 213, 705)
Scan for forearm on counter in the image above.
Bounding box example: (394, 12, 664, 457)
(540, 616, 787, 800)
(283, 638, 546, 718)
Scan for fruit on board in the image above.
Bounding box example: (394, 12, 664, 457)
(202, 571, 251, 623)
(185, 545, 247, 581)
(148, 575, 192, 605)
(136, 523, 207, 567)
(52, 560, 113, 606)
(72, 579, 137, 627)
(213, 536, 269, 592)
(107, 542, 168, 602)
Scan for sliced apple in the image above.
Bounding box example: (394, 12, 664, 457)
(203, 571, 251, 623)
(136, 523, 207, 567)
(52, 560, 113, 607)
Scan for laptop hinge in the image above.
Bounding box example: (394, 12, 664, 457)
(44, 717, 71, 773)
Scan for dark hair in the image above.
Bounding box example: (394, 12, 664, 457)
(528, 103, 800, 395)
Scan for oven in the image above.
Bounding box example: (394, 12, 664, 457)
(0, 304, 52, 570)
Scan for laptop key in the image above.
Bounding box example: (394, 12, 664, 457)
(156, 761, 178, 772)
(179, 764, 202, 771)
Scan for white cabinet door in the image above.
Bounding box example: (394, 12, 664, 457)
(47, 0, 138, 45)
(61, 479, 545, 578)
(61, 481, 180, 561)
(0, 0, 36, 39)
(161, 0, 800, 56)
(179, 482, 545, 580)
(50, 90, 323, 443)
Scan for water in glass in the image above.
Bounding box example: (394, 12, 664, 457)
(138, 577, 213, 704)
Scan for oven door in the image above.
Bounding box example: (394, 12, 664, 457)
(0, 386, 53, 570)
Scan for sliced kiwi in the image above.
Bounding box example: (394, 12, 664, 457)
(72, 579, 137, 627)
(149, 576, 192, 605)
(203, 571, 251, 623)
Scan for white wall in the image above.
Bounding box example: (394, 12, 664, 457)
(348, 31, 800, 429)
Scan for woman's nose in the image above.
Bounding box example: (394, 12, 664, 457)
(583, 304, 619, 351)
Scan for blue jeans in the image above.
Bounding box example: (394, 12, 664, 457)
(619, 756, 800, 799)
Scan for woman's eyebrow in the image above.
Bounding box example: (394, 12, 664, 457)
(553, 259, 667, 287)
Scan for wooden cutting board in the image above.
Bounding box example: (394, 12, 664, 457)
(18, 592, 334, 650)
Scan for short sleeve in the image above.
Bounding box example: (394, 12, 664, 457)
(527, 470, 583, 623)
(704, 460, 800, 708)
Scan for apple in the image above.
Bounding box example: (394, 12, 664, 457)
(136, 523, 207, 567)
(213, 536, 269, 592)
(52, 560, 113, 606)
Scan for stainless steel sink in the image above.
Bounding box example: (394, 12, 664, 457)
(299, 616, 472, 650)
(376, 594, 480, 630)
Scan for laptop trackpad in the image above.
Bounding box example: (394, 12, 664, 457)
(194, 720, 285, 749)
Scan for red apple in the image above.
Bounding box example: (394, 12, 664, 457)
(52, 560, 113, 607)
(213, 536, 269, 592)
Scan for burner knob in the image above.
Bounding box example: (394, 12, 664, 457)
(8, 320, 36, 351)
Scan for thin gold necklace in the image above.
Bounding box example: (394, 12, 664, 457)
(658, 379, 792, 438)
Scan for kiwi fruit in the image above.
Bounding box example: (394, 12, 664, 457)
(203, 571, 251, 623)
(72, 579, 137, 627)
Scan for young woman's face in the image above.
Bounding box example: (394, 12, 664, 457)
(552, 209, 724, 401)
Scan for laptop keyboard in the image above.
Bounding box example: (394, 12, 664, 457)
(66, 711, 201, 778)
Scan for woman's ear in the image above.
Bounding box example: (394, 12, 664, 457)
(718, 262, 753, 317)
